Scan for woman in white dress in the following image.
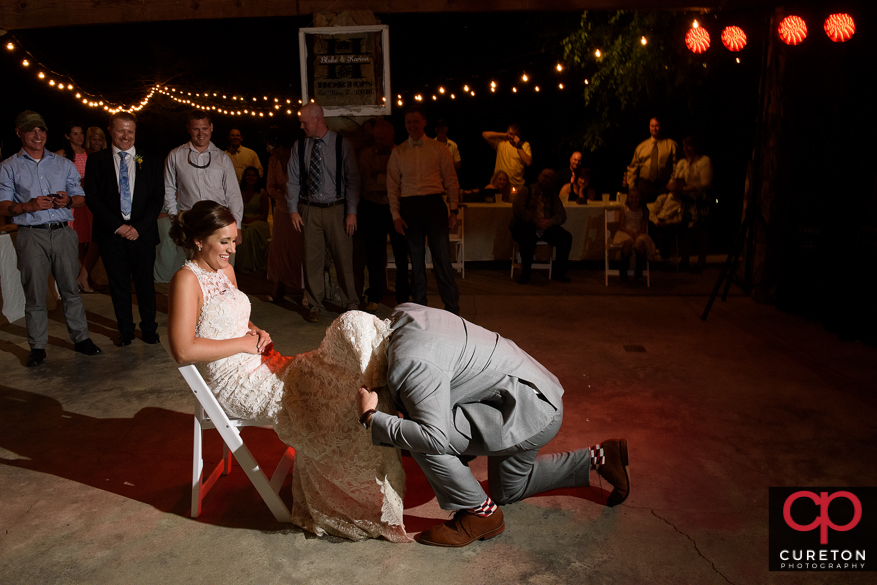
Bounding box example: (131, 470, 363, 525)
(167, 201, 411, 542)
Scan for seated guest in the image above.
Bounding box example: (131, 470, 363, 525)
(235, 166, 271, 273)
(611, 186, 654, 282)
(560, 169, 597, 205)
(669, 135, 713, 270)
(509, 169, 572, 284)
(649, 183, 685, 264)
(486, 170, 513, 203)
(556, 150, 583, 190)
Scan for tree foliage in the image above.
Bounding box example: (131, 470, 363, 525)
(562, 11, 711, 150)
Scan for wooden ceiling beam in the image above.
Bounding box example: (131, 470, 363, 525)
(1, 0, 740, 31)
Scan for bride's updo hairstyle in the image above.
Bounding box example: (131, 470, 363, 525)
(169, 201, 237, 259)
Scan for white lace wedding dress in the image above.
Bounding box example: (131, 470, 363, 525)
(186, 261, 411, 542)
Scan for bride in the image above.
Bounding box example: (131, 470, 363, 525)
(167, 201, 411, 542)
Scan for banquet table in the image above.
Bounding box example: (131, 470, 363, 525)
(462, 200, 621, 262)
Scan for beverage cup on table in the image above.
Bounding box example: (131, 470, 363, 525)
(618, 192, 627, 206)
(602, 193, 610, 204)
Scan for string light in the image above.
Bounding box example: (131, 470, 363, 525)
(558, 83, 563, 89)
(641, 36, 648, 45)
(5, 43, 13, 50)
(556, 64, 563, 72)
(534, 86, 540, 92)
(693, 20, 699, 29)
(521, 74, 528, 82)
(22, 59, 29, 66)
(595, 49, 602, 58)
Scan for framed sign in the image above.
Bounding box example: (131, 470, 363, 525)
(299, 25, 390, 117)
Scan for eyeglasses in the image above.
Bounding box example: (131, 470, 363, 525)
(187, 150, 211, 169)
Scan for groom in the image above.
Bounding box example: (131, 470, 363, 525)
(356, 304, 630, 547)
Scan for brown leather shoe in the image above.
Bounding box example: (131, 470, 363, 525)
(597, 438, 630, 507)
(417, 508, 505, 547)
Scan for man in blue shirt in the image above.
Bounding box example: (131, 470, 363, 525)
(0, 110, 102, 367)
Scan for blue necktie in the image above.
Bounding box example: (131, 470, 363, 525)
(119, 151, 131, 216)
(308, 138, 322, 196)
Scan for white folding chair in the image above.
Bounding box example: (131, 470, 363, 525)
(510, 240, 554, 279)
(605, 208, 650, 287)
(448, 206, 465, 278)
(180, 364, 295, 522)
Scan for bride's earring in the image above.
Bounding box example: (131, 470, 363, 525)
(196, 243, 202, 252)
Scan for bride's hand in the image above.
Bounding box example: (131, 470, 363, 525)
(356, 386, 379, 417)
(245, 328, 272, 353)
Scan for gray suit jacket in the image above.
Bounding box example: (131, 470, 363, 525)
(371, 304, 564, 455)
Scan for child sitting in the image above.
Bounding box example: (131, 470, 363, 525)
(611, 186, 655, 281)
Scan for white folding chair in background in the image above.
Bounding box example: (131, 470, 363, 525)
(510, 240, 554, 279)
(604, 208, 650, 287)
(179, 364, 295, 522)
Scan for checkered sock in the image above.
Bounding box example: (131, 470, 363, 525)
(589, 443, 605, 470)
(469, 497, 497, 517)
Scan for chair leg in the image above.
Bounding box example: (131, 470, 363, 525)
(269, 447, 296, 493)
(192, 416, 203, 518)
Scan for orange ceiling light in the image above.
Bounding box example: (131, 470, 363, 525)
(778, 15, 808, 46)
(721, 26, 747, 52)
(685, 27, 710, 54)
(824, 13, 855, 43)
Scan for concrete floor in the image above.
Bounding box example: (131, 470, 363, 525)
(1, 262, 875, 584)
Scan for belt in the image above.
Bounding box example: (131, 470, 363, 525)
(299, 198, 344, 209)
(24, 222, 67, 231)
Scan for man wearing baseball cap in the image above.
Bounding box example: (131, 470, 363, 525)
(0, 110, 102, 367)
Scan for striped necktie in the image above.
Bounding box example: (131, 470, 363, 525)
(308, 138, 323, 196)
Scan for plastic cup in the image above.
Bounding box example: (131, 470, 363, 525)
(602, 193, 610, 204)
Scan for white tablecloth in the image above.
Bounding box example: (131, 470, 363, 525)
(0, 232, 25, 323)
(462, 201, 619, 261)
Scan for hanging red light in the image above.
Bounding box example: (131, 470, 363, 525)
(721, 26, 747, 52)
(685, 27, 710, 54)
(778, 15, 807, 45)
(824, 13, 855, 43)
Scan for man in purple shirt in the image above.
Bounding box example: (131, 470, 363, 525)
(0, 111, 102, 367)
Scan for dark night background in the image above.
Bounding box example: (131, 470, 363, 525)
(2, 5, 874, 339)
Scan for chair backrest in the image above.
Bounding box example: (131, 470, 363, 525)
(605, 208, 621, 248)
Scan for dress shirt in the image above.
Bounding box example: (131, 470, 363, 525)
(164, 141, 243, 227)
(0, 149, 84, 226)
(112, 145, 137, 221)
(494, 140, 531, 189)
(652, 192, 684, 225)
(285, 130, 360, 215)
(627, 137, 678, 187)
(225, 145, 264, 182)
(386, 135, 460, 221)
(358, 146, 393, 205)
(440, 138, 461, 165)
(671, 155, 713, 200)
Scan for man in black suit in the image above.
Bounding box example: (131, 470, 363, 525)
(85, 112, 164, 346)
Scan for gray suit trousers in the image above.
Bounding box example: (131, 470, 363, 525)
(412, 400, 592, 510)
(15, 225, 90, 349)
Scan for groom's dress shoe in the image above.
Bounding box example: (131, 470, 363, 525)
(417, 508, 505, 547)
(597, 438, 630, 507)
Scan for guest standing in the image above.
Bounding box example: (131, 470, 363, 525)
(56, 121, 97, 292)
(286, 103, 360, 323)
(0, 110, 102, 367)
(669, 135, 713, 270)
(387, 105, 460, 315)
(264, 132, 304, 303)
(357, 120, 410, 312)
(626, 116, 678, 202)
(235, 166, 271, 273)
(225, 128, 264, 182)
(158, 111, 243, 281)
(482, 123, 532, 191)
(85, 112, 163, 346)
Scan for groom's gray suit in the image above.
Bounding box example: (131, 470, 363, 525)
(370, 303, 592, 510)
